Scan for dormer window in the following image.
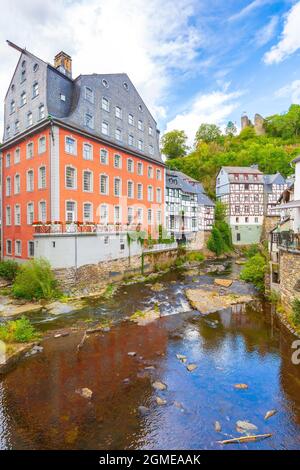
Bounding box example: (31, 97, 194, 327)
(149, 126, 153, 136)
(39, 104, 45, 120)
(15, 120, 20, 134)
(27, 112, 33, 127)
(138, 120, 143, 131)
(115, 106, 122, 119)
(33, 63, 39, 72)
(33, 82, 39, 98)
(102, 97, 110, 112)
(21, 69, 26, 83)
(6, 126, 10, 138)
(85, 86, 94, 103)
(128, 114, 134, 126)
(20, 91, 27, 107)
(84, 113, 94, 129)
(10, 100, 15, 113)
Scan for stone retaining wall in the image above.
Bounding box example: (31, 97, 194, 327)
(261, 216, 280, 242)
(278, 248, 300, 312)
(54, 248, 179, 294)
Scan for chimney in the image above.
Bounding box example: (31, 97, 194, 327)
(54, 51, 72, 78)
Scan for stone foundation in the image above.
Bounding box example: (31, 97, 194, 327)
(54, 248, 179, 294)
(186, 231, 211, 251)
(278, 249, 300, 312)
(261, 216, 280, 242)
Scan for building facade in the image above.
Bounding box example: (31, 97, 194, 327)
(1, 42, 165, 266)
(165, 170, 214, 243)
(216, 166, 264, 245)
(263, 173, 288, 216)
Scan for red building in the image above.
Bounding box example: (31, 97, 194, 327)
(1, 42, 165, 266)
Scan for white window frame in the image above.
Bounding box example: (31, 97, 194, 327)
(85, 86, 94, 103)
(83, 202, 93, 223)
(100, 148, 108, 165)
(6, 206, 11, 226)
(101, 121, 109, 136)
(128, 114, 134, 126)
(15, 240, 22, 257)
(114, 205, 121, 224)
(27, 202, 34, 225)
(38, 200, 47, 223)
(38, 136, 46, 154)
(65, 200, 77, 222)
(137, 162, 143, 176)
(137, 183, 143, 200)
(147, 185, 153, 202)
(6, 177, 11, 197)
(6, 239, 12, 256)
(114, 177, 122, 197)
(102, 97, 110, 112)
(14, 174, 21, 194)
(14, 148, 20, 164)
(127, 158, 134, 173)
(65, 165, 77, 190)
(100, 174, 109, 195)
(127, 180, 134, 199)
(115, 106, 122, 119)
(114, 154, 122, 169)
(26, 169, 34, 192)
(83, 143, 93, 161)
(28, 241, 35, 258)
(83, 170, 93, 192)
(65, 136, 77, 155)
(14, 204, 21, 225)
(38, 166, 47, 189)
(26, 141, 34, 159)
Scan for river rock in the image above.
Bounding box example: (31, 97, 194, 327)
(176, 354, 187, 362)
(138, 405, 149, 416)
(144, 366, 156, 370)
(155, 396, 167, 406)
(152, 381, 167, 391)
(128, 351, 137, 357)
(47, 301, 75, 315)
(185, 288, 253, 315)
(236, 420, 258, 433)
(214, 279, 233, 288)
(150, 283, 165, 292)
(77, 388, 93, 399)
(186, 364, 197, 372)
(129, 308, 160, 326)
(264, 409, 277, 420)
(205, 264, 226, 274)
(214, 421, 222, 432)
(234, 383, 249, 389)
(173, 401, 184, 410)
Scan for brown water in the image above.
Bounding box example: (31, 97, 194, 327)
(1, 261, 300, 450)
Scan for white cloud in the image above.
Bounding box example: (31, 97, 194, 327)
(165, 87, 243, 145)
(229, 0, 272, 22)
(255, 16, 279, 46)
(0, 0, 202, 136)
(264, 1, 300, 64)
(275, 79, 300, 102)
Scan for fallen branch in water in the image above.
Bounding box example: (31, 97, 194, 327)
(218, 433, 272, 445)
(77, 332, 87, 352)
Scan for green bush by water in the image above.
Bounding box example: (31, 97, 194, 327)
(240, 253, 267, 292)
(0, 316, 38, 343)
(12, 258, 60, 300)
(0, 260, 19, 281)
(292, 298, 300, 326)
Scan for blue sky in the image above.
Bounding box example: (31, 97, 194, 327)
(1, 0, 300, 143)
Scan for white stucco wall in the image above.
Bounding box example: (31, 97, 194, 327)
(34, 232, 142, 268)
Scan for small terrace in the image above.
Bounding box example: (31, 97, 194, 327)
(33, 222, 143, 235)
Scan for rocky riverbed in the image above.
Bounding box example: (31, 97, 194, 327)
(0, 258, 300, 450)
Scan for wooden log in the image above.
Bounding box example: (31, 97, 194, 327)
(218, 433, 272, 445)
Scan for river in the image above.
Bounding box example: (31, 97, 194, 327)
(0, 259, 300, 450)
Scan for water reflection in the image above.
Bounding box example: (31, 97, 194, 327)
(0, 262, 300, 449)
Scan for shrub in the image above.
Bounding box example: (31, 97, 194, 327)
(244, 244, 260, 259)
(186, 251, 205, 262)
(292, 298, 300, 326)
(12, 258, 59, 300)
(240, 253, 267, 292)
(0, 316, 38, 343)
(0, 260, 19, 281)
(207, 227, 225, 256)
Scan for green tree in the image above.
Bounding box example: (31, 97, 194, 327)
(195, 123, 222, 144)
(239, 126, 256, 140)
(265, 104, 300, 138)
(207, 201, 232, 255)
(207, 227, 224, 256)
(12, 258, 60, 300)
(225, 121, 237, 136)
(161, 130, 189, 160)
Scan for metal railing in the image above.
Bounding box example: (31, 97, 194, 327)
(278, 231, 300, 251)
(33, 223, 143, 235)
